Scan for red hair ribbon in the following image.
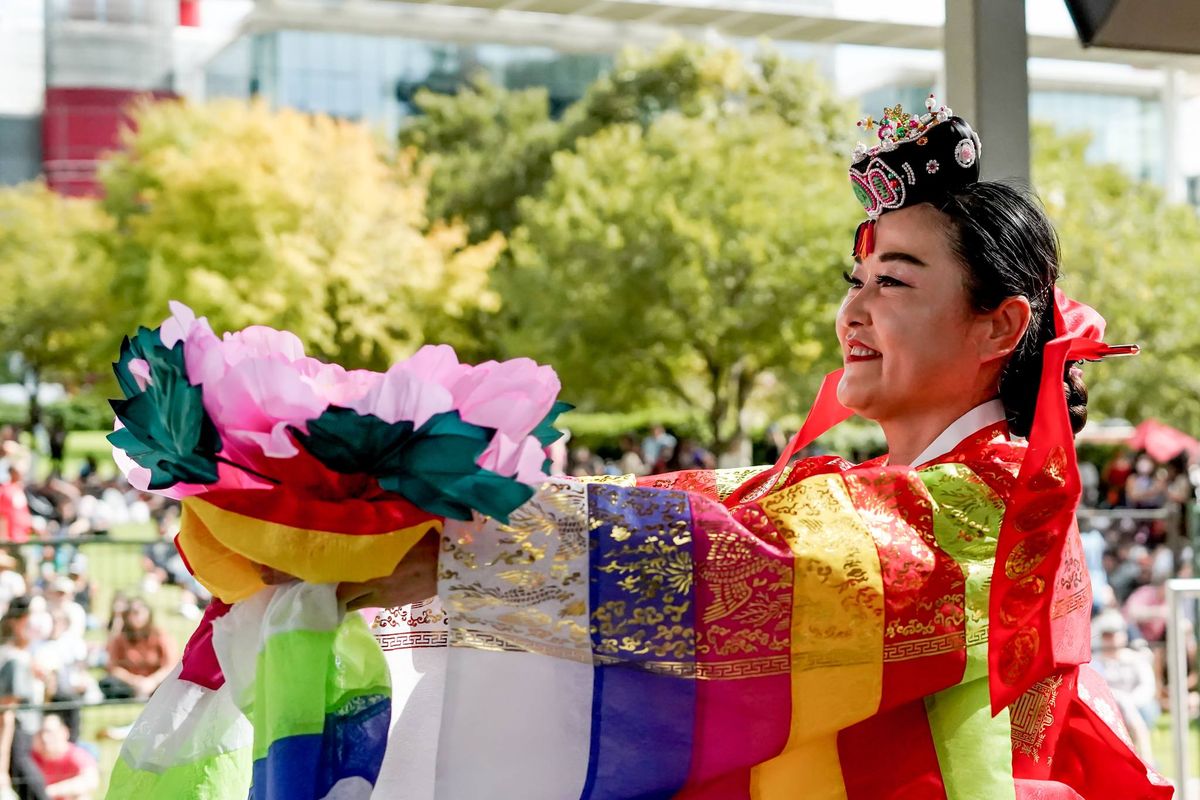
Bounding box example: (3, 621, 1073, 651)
(987, 289, 1136, 711)
(853, 219, 876, 261)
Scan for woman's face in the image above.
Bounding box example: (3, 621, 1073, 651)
(835, 205, 1013, 423)
(127, 601, 150, 629)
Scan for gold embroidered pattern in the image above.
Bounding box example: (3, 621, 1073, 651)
(376, 631, 448, 651)
(714, 466, 773, 501)
(757, 473, 885, 735)
(1051, 588, 1090, 620)
(588, 483, 695, 661)
(1010, 674, 1063, 762)
(439, 479, 592, 661)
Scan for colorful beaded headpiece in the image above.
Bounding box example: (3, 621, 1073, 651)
(849, 94, 982, 259)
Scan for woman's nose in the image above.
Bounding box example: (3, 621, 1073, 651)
(839, 286, 872, 328)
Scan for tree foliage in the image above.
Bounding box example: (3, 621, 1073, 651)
(403, 40, 856, 243)
(507, 113, 858, 451)
(100, 99, 503, 370)
(405, 41, 859, 450)
(1033, 124, 1200, 432)
(0, 182, 113, 422)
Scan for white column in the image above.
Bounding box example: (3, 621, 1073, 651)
(943, 0, 1030, 184)
(1162, 68, 1187, 204)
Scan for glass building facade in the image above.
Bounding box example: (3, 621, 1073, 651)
(206, 31, 613, 136)
(206, 29, 1172, 193)
(1029, 91, 1164, 185)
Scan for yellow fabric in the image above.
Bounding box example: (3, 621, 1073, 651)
(178, 497, 440, 603)
(748, 473, 885, 798)
(750, 736, 846, 800)
(919, 464, 1005, 684)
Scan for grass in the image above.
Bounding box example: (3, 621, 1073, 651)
(1151, 715, 1200, 781)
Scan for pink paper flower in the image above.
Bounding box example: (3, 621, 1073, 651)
(478, 432, 548, 485)
(203, 356, 328, 460)
(128, 359, 152, 391)
(345, 363, 454, 428)
(450, 358, 561, 442)
(114, 302, 563, 499)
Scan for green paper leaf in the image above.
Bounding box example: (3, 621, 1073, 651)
(289, 406, 420, 475)
(532, 400, 573, 447)
(293, 408, 534, 523)
(107, 326, 222, 489)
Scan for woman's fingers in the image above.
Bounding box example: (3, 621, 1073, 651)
(337, 581, 373, 606)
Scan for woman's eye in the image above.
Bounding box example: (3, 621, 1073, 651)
(842, 270, 863, 289)
(875, 274, 908, 288)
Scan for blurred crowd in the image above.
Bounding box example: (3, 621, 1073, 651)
(1082, 449, 1200, 763)
(564, 424, 792, 477)
(0, 425, 197, 800)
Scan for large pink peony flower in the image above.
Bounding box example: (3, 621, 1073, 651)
(112, 302, 562, 497)
(344, 362, 454, 428)
(450, 358, 560, 443)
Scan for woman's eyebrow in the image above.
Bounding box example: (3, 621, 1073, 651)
(877, 251, 927, 266)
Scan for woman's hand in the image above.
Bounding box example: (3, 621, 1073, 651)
(337, 530, 440, 611)
(254, 563, 298, 585)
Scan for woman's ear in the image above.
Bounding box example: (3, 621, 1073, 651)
(979, 295, 1032, 363)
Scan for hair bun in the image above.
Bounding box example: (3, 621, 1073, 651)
(1065, 361, 1089, 435)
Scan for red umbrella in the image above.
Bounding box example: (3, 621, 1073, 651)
(1127, 419, 1200, 463)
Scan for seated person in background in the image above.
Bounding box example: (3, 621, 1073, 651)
(1092, 610, 1157, 759)
(99, 599, 175, 700)
(0, 598, 48, 800)
(40, 583, 82, 651)
(30, 714, 96, 800)
(32, 607, 99, 743)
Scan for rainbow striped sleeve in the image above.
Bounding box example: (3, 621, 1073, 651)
(107, 583, 391, 799)
(383, 468, 1028, 799)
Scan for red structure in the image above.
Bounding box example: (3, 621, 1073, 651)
(179, 1, 201, 27)
(40, 2, 197, 196)
(42, 88, 174, 197)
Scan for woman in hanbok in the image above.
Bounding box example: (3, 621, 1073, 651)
(105, 99, 1170, 800)
(352, 100, 1170, 800)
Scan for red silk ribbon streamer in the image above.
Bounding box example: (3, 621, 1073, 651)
(987, 289, 1135, 712)
(722, 369, 853, 507)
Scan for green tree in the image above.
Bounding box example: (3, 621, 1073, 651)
(508, 112, 859, 452)
(100, 99, 504, 369)
(1033, 125, 1200, 432)
(402, 41, 858, 447)
(403, 40, 855, 243)
(0, 181, 113, 425)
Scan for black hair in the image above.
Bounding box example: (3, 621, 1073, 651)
(936, 181, 1087, 438)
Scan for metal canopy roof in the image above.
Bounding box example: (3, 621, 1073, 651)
(1065, 0, 1200, 56)
(395, 0, 1200, 67)
(243, 0, 1200, 73)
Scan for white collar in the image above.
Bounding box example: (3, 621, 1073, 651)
(904, 399, 1007, 468)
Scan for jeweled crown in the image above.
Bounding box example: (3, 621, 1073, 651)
(852, 94, 954, 163)
(847, 93, 981, 220)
